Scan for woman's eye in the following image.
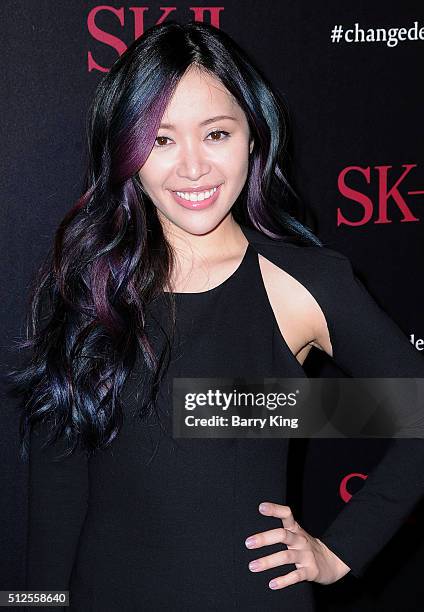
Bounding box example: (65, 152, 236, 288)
(154, 130, 230, 147)
(155, 136, 171, 147)
(206, 130, 230, 142)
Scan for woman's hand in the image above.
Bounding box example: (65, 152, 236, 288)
(245, 501, 351, 590)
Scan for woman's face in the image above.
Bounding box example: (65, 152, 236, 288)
(137, 66, 253, 236)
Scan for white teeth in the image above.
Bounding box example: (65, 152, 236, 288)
(175, 186, 218, 202)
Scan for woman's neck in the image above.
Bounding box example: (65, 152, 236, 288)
(160, 214, 249, 293)
(161, 214, 247, 263)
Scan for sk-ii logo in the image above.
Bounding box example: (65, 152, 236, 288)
(337, 164, 423, 226)
(340, 473, 368, 503)
(87, 6, 224, 73)
(340, 472, 417, 524)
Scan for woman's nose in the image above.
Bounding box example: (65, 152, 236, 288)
(176, 144, 211, 181)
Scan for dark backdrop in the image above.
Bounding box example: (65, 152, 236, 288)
(2, 2, 423, 610)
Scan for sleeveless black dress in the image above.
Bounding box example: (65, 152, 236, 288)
(25, 224, 424, 611)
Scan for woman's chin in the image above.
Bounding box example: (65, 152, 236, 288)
(157, 206, 234, 237)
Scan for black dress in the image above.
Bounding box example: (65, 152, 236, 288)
(25, 223, 424, 611)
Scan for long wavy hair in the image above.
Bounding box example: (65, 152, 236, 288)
(7, 19, 322, 462)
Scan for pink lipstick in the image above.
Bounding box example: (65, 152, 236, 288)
(170, 184, 222, 210)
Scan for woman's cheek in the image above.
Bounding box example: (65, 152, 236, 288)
(215, 148, 249, 175)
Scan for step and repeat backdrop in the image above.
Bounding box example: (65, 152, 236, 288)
(2, 2, 423, 610)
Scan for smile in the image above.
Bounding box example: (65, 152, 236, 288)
(170, 184, 222, 210)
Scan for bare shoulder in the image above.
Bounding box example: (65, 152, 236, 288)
(258, 252, 333, 359)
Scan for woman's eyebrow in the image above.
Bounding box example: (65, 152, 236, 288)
(159, 115, 238, 129)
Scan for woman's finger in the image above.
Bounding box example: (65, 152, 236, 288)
(258, 501, 298, 531)
(248, 548, 313, 573)
(269, 567, 309, 590)
(245, 526, 308, 550)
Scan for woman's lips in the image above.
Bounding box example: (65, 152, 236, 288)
(170, 184, 222, 210)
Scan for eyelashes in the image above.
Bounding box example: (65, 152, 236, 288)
(154, 130, 231, 148)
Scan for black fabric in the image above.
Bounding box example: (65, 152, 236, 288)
(25, 223, 424, 610)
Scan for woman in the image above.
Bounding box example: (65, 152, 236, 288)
(10, 20, 424, 611)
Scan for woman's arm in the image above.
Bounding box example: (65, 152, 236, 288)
(248, 232, 424, 580)
(311, 252, 424, 578)
(26, 420, 89, 592)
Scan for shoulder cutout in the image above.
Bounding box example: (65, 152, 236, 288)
(258, 253, 334, 360)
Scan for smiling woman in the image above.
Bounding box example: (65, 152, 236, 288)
(138, 67, 254, 234)
(8, 18, 424, 612)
